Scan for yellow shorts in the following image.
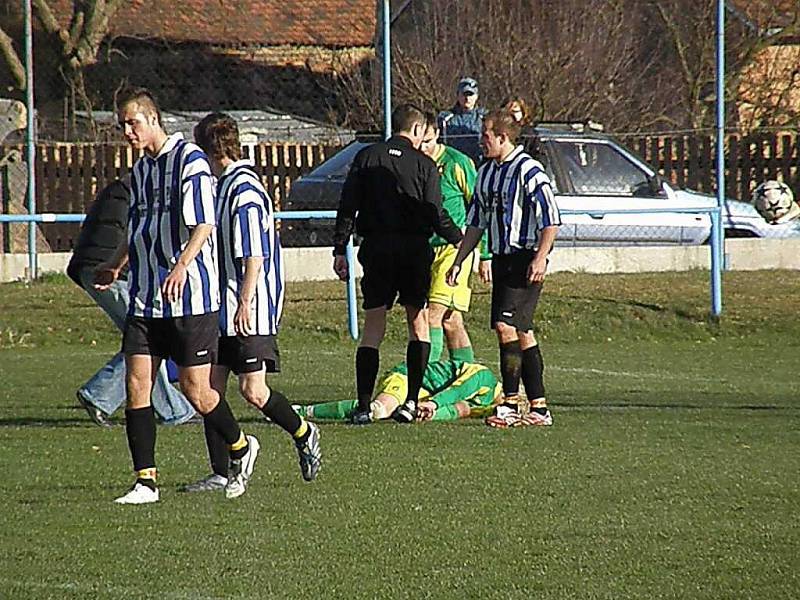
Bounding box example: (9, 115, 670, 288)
(375, 372, 431, 405)
(429, 245, 474, 312)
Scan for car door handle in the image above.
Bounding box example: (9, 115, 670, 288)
(589, 213, 605, 219)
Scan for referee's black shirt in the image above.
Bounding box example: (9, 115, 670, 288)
(333, 135, 463, 255)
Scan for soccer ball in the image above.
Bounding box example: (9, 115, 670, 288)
(753, 180, 795, 223)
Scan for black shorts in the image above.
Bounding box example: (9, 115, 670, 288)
(490, 250, 543, 331)
(217, 335, 281, 375)
(358, 234, 434, 310)
(122, 312, 219, 367)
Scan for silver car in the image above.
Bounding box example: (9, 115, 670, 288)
(281, 126, 800, 247)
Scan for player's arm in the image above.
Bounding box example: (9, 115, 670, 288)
(94, 238, 129, 290)
(526, 166, 561, 284)
(424, 162, 462, 246)
(332, 149, 367, 282)
(231, 196, 269, 335)
(163, 223, 214, 303)
(164, 151, 216, 302)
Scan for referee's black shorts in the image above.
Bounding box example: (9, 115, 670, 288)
(358, 234, 433, 310)
(122, 312, 219, 367)
(490, 249, 543, 331)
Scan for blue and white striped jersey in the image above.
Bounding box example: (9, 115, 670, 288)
(127, 133, 219, 318)
(467, 145, 561, 255)
(216, 159, 284, 337)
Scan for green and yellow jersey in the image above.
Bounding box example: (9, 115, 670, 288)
(429, 144, 490, 260)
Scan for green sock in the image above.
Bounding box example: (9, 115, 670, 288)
(450, 346, 475, 362)
(308, 399, 358, 421)
(430, 327, 444, 362)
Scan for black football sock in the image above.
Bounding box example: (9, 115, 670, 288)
(261, 389, 307, 442)
(356, 346, 379, 412)
(125, 406, 157, 487)
(521, 345, 547, 415)
(499, 340, 523, 402)
(203, 417, 229, 478)
(204, 399, 248, 460)
(405, 340, 431, 406)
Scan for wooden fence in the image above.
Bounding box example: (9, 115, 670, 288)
(2, 133, 799, 251)
(0, 142, 342, 251)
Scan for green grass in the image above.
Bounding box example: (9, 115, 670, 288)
(0, 271, 798, 599)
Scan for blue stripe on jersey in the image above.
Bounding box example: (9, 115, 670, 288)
(499, 160, 514, 251)
(533, 182, 551, 228)
(185, 173, 206, 223)
(127, 168, 142, 317)
(519, 167, 538, 244)
(141, 168, 156, 319)
(237, 206, 253, 258)
(197, 256, 212, 313)
(154, 154, 172, 318)
(272, 239, 283, 332)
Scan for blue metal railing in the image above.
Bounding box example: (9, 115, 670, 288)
(0, 205, 725, 320)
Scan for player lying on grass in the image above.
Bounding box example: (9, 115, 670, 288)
(295, 359, 501, 423)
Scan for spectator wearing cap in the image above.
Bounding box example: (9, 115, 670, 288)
(437, 77, 486, 164)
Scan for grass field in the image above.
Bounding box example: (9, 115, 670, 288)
(0, 271, 798, 599)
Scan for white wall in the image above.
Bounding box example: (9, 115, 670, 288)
(2, 238, 799, 283)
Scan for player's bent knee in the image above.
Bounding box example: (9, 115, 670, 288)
(238, 377, 267, 408)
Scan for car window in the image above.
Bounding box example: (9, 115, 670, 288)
(309, 142, 368, 179)
(553, 141, 651, 196)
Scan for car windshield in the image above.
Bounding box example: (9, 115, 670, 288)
(306, 141, 369, 179)
(553, 140, 650, 196)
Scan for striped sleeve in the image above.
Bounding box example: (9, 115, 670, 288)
(466, 174, 489, 230)
(523, 162, 561, 230)
(181, 147, 216, 227)
(232, 189, 268, 260)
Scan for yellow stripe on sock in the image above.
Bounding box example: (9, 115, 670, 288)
(137, 468, 157, 481)
(229, 432, 248, 452)
(293, 419, 309, 440)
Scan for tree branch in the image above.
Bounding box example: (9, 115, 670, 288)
(0, 26, 25, 90)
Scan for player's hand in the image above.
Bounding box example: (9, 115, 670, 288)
(445, 263, 461, 287)
(478, 259, 492, 284)
(527, 256, 548, 284)
(234, 299, 253, 337)
(162, 262, 188, 303)
(417, 401, 436, 421)
(333, 254, 349, 281)
(93, 263, 119, 290)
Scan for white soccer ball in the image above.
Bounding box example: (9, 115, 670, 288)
(753, 180, 795, 223)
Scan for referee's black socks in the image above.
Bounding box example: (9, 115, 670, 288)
(521, 345, 548, 416)
(356, 346, 379, 412)
(405, 340, 431, 406)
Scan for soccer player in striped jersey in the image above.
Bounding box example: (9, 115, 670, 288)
(446, 109, 561, 428)
(94, 89, 258, 504)
(187, 113, 320, 491)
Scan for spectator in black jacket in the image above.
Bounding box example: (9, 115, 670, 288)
(332, 103, 463, 425)
(67, 175, 195, 426)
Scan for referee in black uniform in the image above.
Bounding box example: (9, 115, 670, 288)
(333, 104, 463, 424)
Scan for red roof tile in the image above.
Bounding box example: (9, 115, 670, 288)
(49, 0, 376, 47)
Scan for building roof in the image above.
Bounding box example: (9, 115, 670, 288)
(79, 109, 356, 145)
(48, 0, 376, 47)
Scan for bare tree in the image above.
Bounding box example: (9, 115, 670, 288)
(0, 1, 123, 138)
(650, 0, 800, 131)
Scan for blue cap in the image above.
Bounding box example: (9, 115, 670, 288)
(457, 77, 478, 96)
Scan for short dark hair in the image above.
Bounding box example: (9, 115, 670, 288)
(424, 111, 438, 132)
(392, 103, 426, 134)
(194, 112, 241, 161)
(484, 109, 521, 143)
(116, 87, 163, 127)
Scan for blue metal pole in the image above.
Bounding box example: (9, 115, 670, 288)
(713, 0, 725, 315)
(345, 239, 359, 340)
(710, 209, 722, 316)
(23, 0, 36, 280)
(383, 0, 391, 139)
